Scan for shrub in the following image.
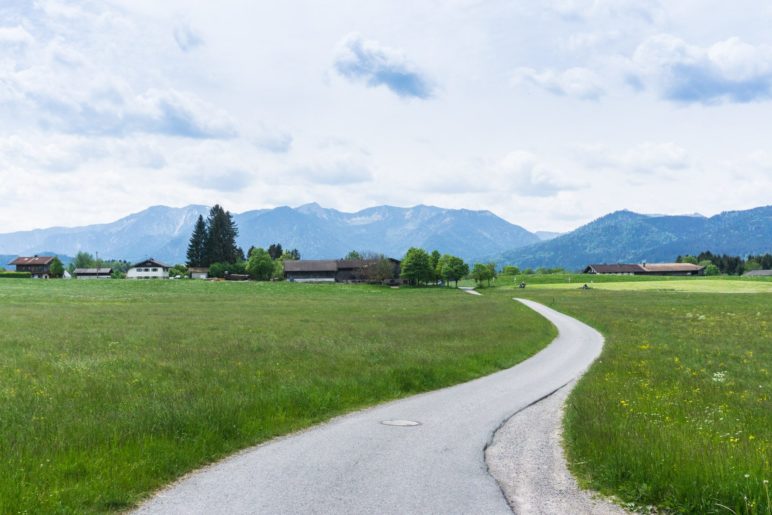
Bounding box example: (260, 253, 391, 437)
(0, 272, 32, 279)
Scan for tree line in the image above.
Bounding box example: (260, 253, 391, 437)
(186, 205, 301, 280)
(676, 251, 772, 275)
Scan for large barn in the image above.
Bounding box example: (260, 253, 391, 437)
(583, 263, 705, 276)
(284, 258, 401, 283)
(9, 256, 54, 278)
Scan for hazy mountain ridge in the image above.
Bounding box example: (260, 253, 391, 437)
(497, 206, 772, 270)
(0, 204, 539, 264)
(2, 204, 769, 268)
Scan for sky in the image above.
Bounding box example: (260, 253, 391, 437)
(1, 0, 771, 233)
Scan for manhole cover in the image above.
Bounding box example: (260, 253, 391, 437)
(381, 419, 421, 427)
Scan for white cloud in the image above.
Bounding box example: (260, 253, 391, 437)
(631, 35, 772, 103)
(575, 142, 689, 175)
(333, 33, 434, 99)
(495, 151, 582, 197)
(174, 23, 203, 52)
(512, 67, 604, 100)
(0, 25, 34, 46)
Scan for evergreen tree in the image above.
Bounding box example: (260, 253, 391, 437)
(268, 243, 284, 260)
(204, 205, 240, 265)
(186, 215, 207, 267)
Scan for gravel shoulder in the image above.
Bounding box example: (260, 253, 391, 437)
(486, 380, 630, 514)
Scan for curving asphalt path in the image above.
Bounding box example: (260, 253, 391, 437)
(134, 298, 605, 515)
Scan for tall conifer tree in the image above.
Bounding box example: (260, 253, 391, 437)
(186, 214, 207, 267)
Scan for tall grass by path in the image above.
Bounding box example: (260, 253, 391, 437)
(498, 285, 771, 514)
(0, 280, 554, 513)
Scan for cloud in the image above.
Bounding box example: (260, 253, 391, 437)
(546, 0, 663, 24)
(574, 142, 689, 176)
(253, 127, 293, 153)
(333, 33, 434, 99)
(174, 23, 204, 52)
(631, 35, 772, 103)
(185, 169, 253, 192)
(0, 25, 34, 46)
(496, 151, 581, 197)
(512, 67, 604, 99)
(291, 156, 373, 185)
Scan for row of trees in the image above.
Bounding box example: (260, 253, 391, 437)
(676, 251, 772, 275)
(399, 247, 501, 287)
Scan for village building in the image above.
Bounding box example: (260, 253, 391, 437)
(284, 258, 401, 283)
(284, 260, 338, 282)
(188, 267, 209, 279)
(74, 268, 113, 279)
(744, 269, 772, 276)
(126, 258, 170, 279)
(583, 262, 705, 276)
(9, 256, 54, 278)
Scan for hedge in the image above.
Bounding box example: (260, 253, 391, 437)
(0, 272, 32, 278)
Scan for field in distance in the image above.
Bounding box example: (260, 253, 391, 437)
(500, 283, 770, 514)
(0, 280, 554, 513)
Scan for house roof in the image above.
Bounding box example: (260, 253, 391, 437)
(130, 258, 170, 269)
(585, 264, 645, 274)
(74, 268, 113, 275)
(9, 256, 54, 266)
(283, 260, 338, 272)
(744, 269, 772, 276)
(337, 258, 400, 270)
(188, 267, 209, 273)
(642, 263, 704, 272)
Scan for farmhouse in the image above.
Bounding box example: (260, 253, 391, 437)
(188, 267, 209, 279)
(74, 267, 113, 279)
(583, 263, 705, 276)
(284, 260, 338, 282)
(744, 269, 772, 276)
(284, 258, 401, 283)
(126, 258, 170, 279)
(9, 256, 54, 278)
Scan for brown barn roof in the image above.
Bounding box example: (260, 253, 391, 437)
(744, 269, 772, 276)
(585, 264, 645, 274)
(283, 260, 338, 272)
(74, 268, 113, 275)
(9, 256, 54, 266)
(642, 263, 704, 273)
(337, 258, 400, 270)
(130, 258, 170, 269)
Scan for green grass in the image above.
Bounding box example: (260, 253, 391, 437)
(503, 285, 771, 514)
(528, 278, 772, 293)
(0, 280, 554, 513)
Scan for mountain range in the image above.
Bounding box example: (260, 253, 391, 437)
(0, 204, 769, 269)
(495, 206, 772, 270)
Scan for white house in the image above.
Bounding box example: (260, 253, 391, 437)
(126, 258, 170, 279)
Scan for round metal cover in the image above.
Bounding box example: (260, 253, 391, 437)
(381, 419, 421, 426)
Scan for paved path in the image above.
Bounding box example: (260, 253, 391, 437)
(135, 299, 605, 515)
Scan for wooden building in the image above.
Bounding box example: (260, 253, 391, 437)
(284, 258, 401, 283)
(74, 267, 113, 279)
(283, 260, 338, 282)
(583, 263, 705, 276)
(9, 256, 54, 278)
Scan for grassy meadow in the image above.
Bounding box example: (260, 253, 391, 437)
(0, 279, 554, 513)
(496, 281, 771, 514)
